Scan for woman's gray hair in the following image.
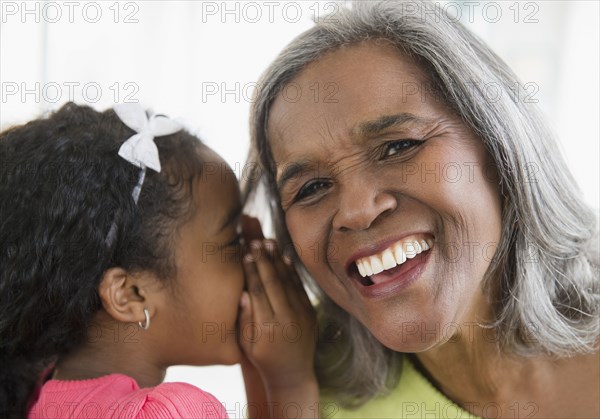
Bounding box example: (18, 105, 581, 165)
(242, 0, 599, 407)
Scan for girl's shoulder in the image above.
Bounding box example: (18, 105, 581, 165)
(28, 373, 229, 419)
(137, 379, 229, 418)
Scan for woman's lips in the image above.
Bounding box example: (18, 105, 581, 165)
(349, 247, 432, 299)
(342, 231, 435, 298)
(355, 235, 433, 278)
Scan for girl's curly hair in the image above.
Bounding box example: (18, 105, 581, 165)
(0, 102, 206, 417)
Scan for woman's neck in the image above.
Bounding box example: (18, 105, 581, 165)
(412, 300, 600, 418)
(414, 326, 535, 400)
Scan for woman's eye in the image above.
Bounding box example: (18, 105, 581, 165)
(382, 140, 421, 158)
(296, 180, 331, 201)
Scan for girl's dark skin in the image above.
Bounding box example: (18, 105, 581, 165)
(54, 148, 319, 419)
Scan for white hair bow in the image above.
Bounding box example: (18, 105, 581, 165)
(113, 103, 182, 173)
(105, 103, 183, 246)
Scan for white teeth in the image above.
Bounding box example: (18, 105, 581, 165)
(370, 255, 384, 275)
(363, 259, 373, 276)
(354, 235, 433, 278)
(357, 260, 366, 277)
(405, 242, 418, 258)
(382, 249, 396, 270)
(393, 244, 406, 265)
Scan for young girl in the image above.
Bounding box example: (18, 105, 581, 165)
(0, 103, 319, 418)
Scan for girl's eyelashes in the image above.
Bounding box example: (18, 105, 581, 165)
(226, 233, 242, 248)
(381, 139, 422, 158)
(221, 233, 243, 263)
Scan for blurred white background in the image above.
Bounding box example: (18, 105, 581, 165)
(1, 0, 598, 416)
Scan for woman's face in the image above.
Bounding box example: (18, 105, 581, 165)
(267, 41, 503, 352)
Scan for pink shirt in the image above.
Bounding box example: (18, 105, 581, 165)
(27, 374, 229, 418)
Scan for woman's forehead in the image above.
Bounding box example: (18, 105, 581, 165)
(269, 44, 432, 118)
(266, 42, 446, 161)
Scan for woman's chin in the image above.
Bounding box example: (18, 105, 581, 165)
(369, 321, 453, 353)
(378, 335, 443, 353)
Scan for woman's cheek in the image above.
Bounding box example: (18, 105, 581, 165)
(286, 211, 308, 260)
(287, 210, 321, 269)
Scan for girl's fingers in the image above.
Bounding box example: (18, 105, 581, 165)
(242, 218, 307, 304)
(243, 250, 274, 319)
(278, 245, 309, 294)
(239, 292, 251, 322)
(238, 291, 269, 356)
(264, 240, 314, 314)
(251, 240, 291, 315)
(266, 241, 311, 310)
(242, 215, 264, 243)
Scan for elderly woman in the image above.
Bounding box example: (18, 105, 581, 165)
(243, 1, 599, 418)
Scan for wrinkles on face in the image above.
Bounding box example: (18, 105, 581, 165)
(275, 114, 469, 216)
(266, 41, 503, 351)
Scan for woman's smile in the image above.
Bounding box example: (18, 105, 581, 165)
(351, 242, 434, 300)
(345, 232, 434, 295)
(350, 234, 434, 279)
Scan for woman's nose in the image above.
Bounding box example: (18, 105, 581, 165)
(332, 181, 397, 232)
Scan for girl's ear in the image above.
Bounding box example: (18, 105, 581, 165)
(97, 267, 155, 326)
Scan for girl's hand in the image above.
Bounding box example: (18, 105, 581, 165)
(239, 223, 317, 386)
(239, 217, 319, 418)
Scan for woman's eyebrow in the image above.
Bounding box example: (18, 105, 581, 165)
(276, 114, 431, 191)
(354, 113, 432, 137)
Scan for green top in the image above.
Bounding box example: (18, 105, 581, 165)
(320, 357, 480, 419)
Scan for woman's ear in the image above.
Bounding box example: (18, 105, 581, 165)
(97, 267, 155, 326)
